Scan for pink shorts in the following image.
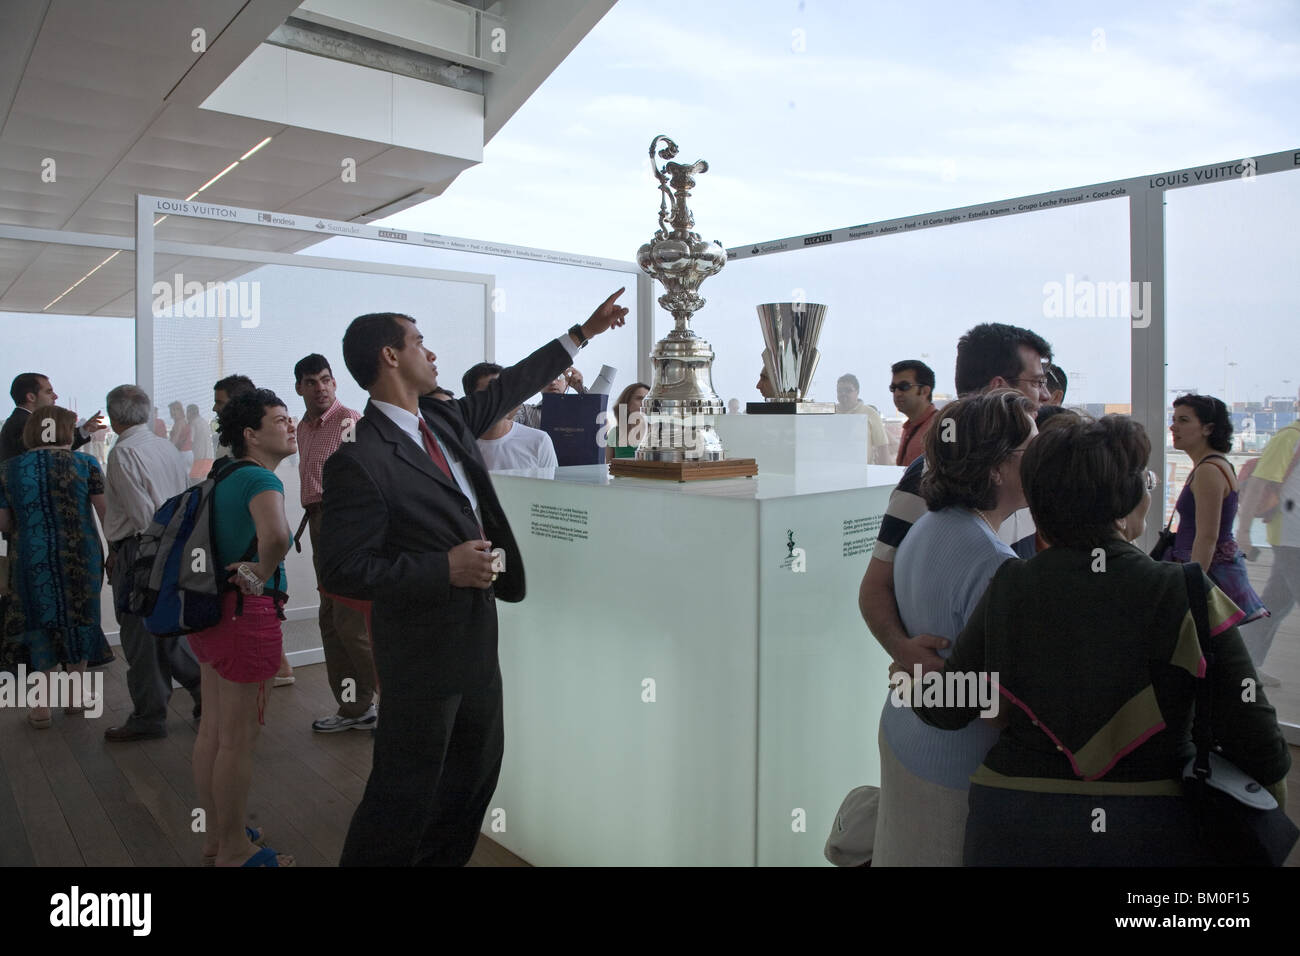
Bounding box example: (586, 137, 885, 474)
(188, 591, 283, 685)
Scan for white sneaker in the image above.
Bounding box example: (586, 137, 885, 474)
(311, 704, 377, 733)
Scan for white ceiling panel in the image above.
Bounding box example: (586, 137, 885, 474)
(1, 0, 607, 316)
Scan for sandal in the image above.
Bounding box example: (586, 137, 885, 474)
(239, 846, 294, 867)
(202, 826, 265, 865)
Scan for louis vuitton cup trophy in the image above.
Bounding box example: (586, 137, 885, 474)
(746, 301, 835, 414)
(608, 135, 758, 481)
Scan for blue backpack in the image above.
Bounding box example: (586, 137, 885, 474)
(127, 459, 270, 637)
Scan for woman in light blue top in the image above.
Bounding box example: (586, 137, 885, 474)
(872, 389, 1037, 866)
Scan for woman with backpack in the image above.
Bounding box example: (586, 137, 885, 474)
(190, 389, 296, 867)
(1163, 394, 1268, 624)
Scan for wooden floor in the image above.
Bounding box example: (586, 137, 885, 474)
(0, 656, 528, 867)
(2, 648, 1299, 867)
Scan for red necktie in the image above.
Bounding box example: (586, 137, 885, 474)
(417, 417, 453, 481)
(420, 416, 486, 538)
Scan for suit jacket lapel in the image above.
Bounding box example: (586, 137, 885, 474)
(363, 399, 462, 497)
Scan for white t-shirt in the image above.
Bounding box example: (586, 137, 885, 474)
(477, 421, 558, 474)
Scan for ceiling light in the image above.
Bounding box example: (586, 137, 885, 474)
(197, 160, 240, 194)
(43, 249, 123, 311)
(40, 135, 275, 312)
(240, 136, 272, 161)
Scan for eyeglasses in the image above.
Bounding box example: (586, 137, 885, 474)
(888, 382, 916, 393)
(1013, 376, 1049, 389)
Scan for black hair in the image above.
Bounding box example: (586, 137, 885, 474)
(10, 372, 46, 406)
(213, 374, 255, 398)
(1173, 393, 1233, 454)
(294, 354, 332, 385)
(890, 359, 936, 395)
(837, 373, 860, 391)
(463, 362, 504, 395)
(216, 388, 286, 455)
(954, 323, 1053, 397)
(342, 313, 412, 389)
(1022, 415, 1152, 549)
(1045, 363, 1068, 399)
(1035, 405, 1078, 429)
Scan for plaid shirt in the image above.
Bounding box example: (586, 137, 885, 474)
(297, 399, 361, 506)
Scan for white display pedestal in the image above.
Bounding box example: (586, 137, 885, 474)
(713, 412, 867, 475)
(485, 465, 899, 866)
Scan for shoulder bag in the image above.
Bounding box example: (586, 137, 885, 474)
(1180, 562, 1298, 866)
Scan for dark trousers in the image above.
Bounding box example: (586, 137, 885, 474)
(111, 538, 201, 732)
(340, 669, 504, 867)
(963, 783, 1216, 866)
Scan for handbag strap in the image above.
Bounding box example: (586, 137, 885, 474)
(1181, 562, 1215, 780)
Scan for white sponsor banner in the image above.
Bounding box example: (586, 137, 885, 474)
(144, 195, 637, 273)
(728, 147, 1300, 260)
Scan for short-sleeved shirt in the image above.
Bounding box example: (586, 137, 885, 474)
(873, 454, 1037, 562)
(896, 405, 937, 467)
(213, 463, 286, 592)
(296, 400, 361, 506)
(476, 421, 557, 473)
(1253, 423, 1300, 547)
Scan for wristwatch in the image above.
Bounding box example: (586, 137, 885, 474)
(568, 323, 589, 348)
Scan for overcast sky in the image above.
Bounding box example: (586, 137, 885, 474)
(5, 0, 1297, 419)
(381, 0, 1299, 411)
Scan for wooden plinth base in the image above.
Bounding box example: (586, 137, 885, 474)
(609, 457, 759, 482)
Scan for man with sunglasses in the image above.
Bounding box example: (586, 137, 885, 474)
(889, 360, 937, 467)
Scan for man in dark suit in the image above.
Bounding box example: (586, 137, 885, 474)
(319, 289, 627, 866)
(1, 372, 106, 462)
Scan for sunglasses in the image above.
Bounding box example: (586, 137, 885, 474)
(888, 382, 916, 392)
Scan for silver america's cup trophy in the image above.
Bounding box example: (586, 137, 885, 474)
(634, 135, 729, 461)
(749, 302, 835, 414)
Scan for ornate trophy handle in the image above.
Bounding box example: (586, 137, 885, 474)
(650, 135, 678, 240)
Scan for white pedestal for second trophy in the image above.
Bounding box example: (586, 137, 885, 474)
(715, 412, 883, 477)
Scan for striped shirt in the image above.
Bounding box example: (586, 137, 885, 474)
(297, 400, 361, 507)
(872, 455, 1038, 562)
